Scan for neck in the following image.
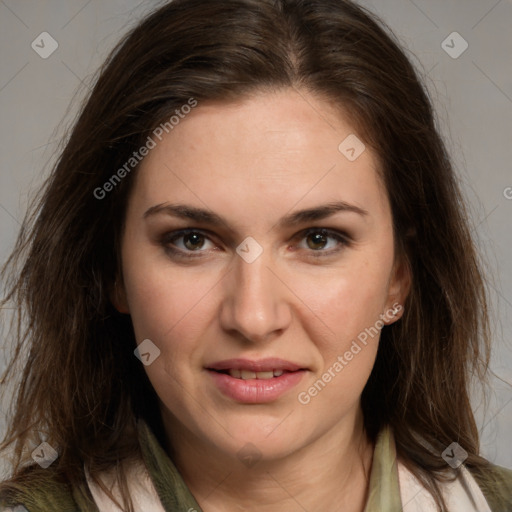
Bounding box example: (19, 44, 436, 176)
(162, 406, 374, 512)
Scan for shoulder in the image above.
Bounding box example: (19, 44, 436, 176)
(0, 464, 96, 512)
(467, 462, 512, 512)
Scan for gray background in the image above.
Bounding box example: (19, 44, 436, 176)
(0, 0, 511, 474)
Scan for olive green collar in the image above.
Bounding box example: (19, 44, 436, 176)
(363, 425, 402, 511)
(137, 420, 203, 510)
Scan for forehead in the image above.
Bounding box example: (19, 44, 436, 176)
(131, 89, 390, 225)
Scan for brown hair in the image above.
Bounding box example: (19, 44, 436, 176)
(0, 0, 493, 510)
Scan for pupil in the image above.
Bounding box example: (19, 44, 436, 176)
(308, 232, 327, 250)
(185, 233, 203, 250)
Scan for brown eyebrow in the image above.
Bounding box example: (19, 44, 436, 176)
(143, 201, 368, 228)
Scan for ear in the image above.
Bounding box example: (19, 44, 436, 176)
(383, 255, 411, 325)
(109, 277, 130, 314)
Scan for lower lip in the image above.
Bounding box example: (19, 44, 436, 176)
(207, 370, 306, 403)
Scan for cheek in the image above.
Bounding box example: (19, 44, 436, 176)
(122, 257, 221, 406)
(293, 272, 383, 411)
(291, 259, 392, 351)
(289, 254, 392, 408)
(122, 241, 219, 340)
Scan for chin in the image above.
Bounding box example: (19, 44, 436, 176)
(207, 415, 309, 460)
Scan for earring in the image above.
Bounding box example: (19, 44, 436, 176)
(391, 304, 402, 316)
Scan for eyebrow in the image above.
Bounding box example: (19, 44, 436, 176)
(143, 201, 368, 228)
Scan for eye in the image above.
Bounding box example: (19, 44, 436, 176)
(297, 228, 349, 255)
(162, 229, 216, 255)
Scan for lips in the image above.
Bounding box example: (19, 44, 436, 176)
(206, 358, 307, 403)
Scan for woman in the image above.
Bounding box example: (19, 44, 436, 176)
(1, 0, 511, 510)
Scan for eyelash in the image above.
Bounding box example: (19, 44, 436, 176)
(160, 228, 351, 260)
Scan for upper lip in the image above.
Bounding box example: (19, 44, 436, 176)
(207, 358, 306, 372)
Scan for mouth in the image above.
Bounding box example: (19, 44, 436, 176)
(206, 358, 307, 403)
(206, 357, 306, 378)
(209, 368, 292, 380)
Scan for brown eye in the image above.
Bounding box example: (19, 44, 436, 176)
(306, 231, 329, 250)
(296, 228, 350, 256)
(183, 232, 206, 250)
(162, 229, 216, 256)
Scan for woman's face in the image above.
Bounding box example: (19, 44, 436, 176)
(116, 88, 409, 462)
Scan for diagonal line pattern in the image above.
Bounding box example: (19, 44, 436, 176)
(427, 62, 439, 75)
(163, 163, 235, 236)
(265, 164, 337, 235)
(61, 60, 92, 91)
(163, 163, 229, 228)
(61, 0, 93, 29)
(472, 0, 503, 30)
(400, 485, 432, 510)
(488, 280, 512, 309)
(60, 60, 116, 139)
(472, 61, 512, 105)
(265, 470, 310, 511)
(291, 85, 339, 133)
(406, 0, 439, 29)
(480, 394, 512, 433)
(200, 469, 234, 503)
(0, 62, 29, 93)
(470, 204, 499, 237)
(264, 409, 295, 439)
(0, 204, 21, 226)
(160, 362, 235, 440)
(30, 140, 59, 152)
(163, 267, 233, 338)
(478, 372, 512, 433)
(265, 266, 337, 338)
(0, 0, 29, 28)
(491, 372, 512, 391)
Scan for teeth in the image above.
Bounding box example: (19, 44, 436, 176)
(227, 369, 287, 379)
(255, 371, 274, 379)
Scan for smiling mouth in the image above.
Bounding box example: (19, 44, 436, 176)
(210, 369, 294, 380)
(206, 360, 307, 403)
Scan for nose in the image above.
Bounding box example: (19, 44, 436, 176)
(219, 247, 292, 344)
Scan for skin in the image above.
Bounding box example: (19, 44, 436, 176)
(113, 88, 410, 511)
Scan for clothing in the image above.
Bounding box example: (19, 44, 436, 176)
(1, 420, 511, 511)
